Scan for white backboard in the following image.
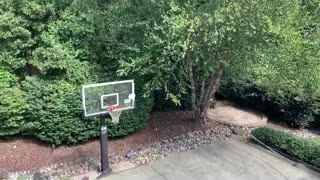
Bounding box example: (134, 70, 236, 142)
(82, 80, 135, 117)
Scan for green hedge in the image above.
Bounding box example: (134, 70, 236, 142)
(20, 77, 153, 145)
(220, 81, 320, 128)
(0, 69, 27, 136)
(252, 127, 320, 168)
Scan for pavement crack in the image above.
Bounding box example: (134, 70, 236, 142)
(148, 164, 168, 180)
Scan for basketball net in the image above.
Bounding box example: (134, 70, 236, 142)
(108, 105, 121, 124)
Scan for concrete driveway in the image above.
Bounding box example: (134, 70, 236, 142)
(103, 136, 320, 180)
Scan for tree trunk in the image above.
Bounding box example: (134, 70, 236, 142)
(199, 80, 206, 106)
(187, 53, 197, 113)
(202, 71, 218, 110)
(199, 58, 230, 125)
(186, 50, 199, 122)
(205, 64, 225, 108)
(189, 63, 197, 112)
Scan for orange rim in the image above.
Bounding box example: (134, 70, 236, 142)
(108, 105, 120, 112)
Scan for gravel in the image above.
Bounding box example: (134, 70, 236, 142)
(6, 126, 232, 179)
(128, 126, 232, 166)
(7, 157, 100, 179)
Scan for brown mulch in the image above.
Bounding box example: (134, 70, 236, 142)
(0, 111, 206, 172)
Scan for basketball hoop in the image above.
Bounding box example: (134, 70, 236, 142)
(81, 79, 135, 176)
(108, 105, 122, 124)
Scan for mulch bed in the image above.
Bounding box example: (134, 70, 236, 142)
(0, 111, 206, 172)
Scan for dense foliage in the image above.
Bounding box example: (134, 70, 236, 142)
(220, 81, 320, 127)
(252, 127, 320, 168)
(0, 0, 153, 145)
(218, 0, 320, 127)
(0, 69, 27, 136)
(116, 0, 320, 124)
(21, 77, 153, 145)
(0, 0, 319, 144)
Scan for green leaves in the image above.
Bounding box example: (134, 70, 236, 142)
(117, 0, 313, 110)
(166, 93, 181, 106)
(219, 0, 320, 127)
(0, 11, 32, 69)
(0, 0, 319, 141)
(0, 69, 27, 136)
(252, 127, 320, 168)
(0, 0, 155, 143)
(20, 77, 153, 145)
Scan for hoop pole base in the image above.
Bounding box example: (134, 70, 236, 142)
(98, 115, 112, 178)
(98, 168, 112, 179)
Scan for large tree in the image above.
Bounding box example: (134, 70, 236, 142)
(117, 0, 319, 124)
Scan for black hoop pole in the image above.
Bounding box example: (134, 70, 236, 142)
(98, 115, 112, 178)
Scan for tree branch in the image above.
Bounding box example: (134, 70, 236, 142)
(202, 70, 217, 109)
(202, 54, 231, 112)
(199, 79, 205, 106)
(187, 51, 197, 112)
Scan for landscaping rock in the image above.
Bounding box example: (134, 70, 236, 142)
(128, 127, 231, 166)
(8, 125, 231, 179)
(233, 127, 245, 135)
(0, 169, 9, 179)
(124, 151, 134, 159)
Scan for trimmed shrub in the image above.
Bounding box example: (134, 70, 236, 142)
(21, 77, 153, 145)
(0, 69, 27, 136)
(252, 127, 320, 168)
